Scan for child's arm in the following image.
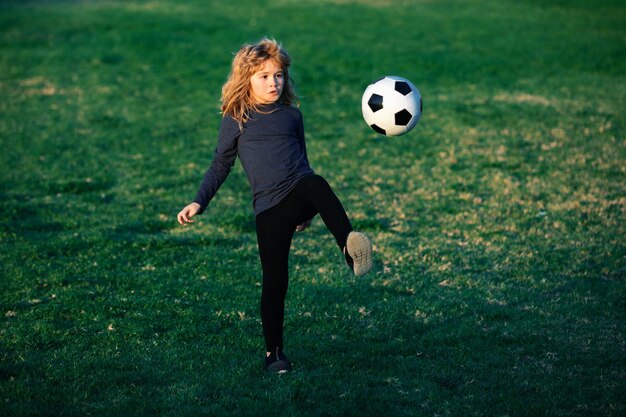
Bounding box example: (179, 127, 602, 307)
(177, 202, 201, 225)
(295, 110, 310, 165)
(184, 117, 240, 219)
(295, 110, 312, 232)
(295, 218, 311, 232)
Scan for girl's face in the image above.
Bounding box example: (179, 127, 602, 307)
(250, 59, 284, 105)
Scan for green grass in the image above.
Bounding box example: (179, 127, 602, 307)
(1, 0, 624, 416)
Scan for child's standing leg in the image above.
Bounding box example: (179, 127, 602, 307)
(255, 204, 296, 373)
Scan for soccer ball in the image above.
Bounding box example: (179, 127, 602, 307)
(361, 76, 422, 136)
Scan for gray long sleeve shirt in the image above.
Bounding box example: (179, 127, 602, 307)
(193, 103, 315, 216)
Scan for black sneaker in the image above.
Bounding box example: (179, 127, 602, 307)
(265, 349, 292, 373)
(345, 231, 373, 276)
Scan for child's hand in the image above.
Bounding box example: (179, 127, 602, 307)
(177, 203, 201, 225)
(295, 219, 312, 232)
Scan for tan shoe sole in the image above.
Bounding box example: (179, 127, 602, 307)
(346, 231, 373, 276)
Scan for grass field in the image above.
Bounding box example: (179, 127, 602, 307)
(1, 0, 625, 416)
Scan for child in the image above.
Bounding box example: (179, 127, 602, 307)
(177, 38, 372, 373)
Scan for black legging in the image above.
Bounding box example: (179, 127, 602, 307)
(255, 174, 352, 352)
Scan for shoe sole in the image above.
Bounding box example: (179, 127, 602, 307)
(346, 231, 373, 276)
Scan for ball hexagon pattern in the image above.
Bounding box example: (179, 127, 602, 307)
(361, 76, 422, 136)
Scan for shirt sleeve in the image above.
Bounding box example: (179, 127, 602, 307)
(296, 110, 310, 165)
(193, 116, 240, 214)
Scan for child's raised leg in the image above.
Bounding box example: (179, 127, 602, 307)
(294, 175, 373, 276)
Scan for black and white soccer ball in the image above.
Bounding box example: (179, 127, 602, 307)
(361, 76, 422, 136)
